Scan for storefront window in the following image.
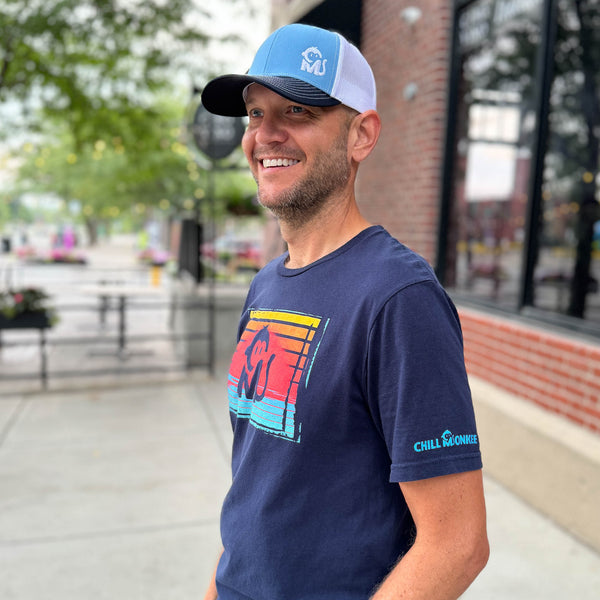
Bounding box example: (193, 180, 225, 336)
(534, 0, 600, 322)
(446, 0, 600, 326)
(446, 0, 544, 308)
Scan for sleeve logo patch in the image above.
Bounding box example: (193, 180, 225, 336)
(413, 430, 478, 453)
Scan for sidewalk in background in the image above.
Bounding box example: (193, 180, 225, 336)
(1, 375, 599, 600)
(0, 375, 229, 600)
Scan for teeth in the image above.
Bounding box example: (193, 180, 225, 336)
(262, 158, 299, 168)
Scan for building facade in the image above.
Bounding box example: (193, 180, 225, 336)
(271, 0, 600, 549)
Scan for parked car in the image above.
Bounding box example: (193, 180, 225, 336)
(202, 236, 263, 273)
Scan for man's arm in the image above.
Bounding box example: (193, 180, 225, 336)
(371, 469, 489, 600)
(203, 550, 223, 600)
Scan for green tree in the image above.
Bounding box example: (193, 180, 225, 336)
(0, 0, 253, 146)
(2, 0, 262, 246)
(14, 97, 257, 243)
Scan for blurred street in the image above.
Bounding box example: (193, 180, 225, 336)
(0, 234, 214, 394)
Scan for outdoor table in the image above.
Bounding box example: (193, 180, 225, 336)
(79, 283, 165, 358)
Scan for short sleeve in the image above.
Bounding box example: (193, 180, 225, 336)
(365, 280, 482, 482)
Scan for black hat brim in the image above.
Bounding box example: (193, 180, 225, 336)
(201, 74, 340, 117)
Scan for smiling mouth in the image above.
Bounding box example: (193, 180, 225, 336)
(261, 158, 300, 168)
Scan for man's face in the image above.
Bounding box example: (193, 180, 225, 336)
(242, 84, 353, 227)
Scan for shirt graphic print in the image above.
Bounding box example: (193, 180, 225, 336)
(227, 308, 328, 443)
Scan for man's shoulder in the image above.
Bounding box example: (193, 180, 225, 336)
(355, 226, 438, 289)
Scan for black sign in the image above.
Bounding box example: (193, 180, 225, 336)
(190, 104, 245, 160)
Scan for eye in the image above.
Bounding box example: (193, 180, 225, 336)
(247, 108, 263, 118)
(290, 105, 306, 114)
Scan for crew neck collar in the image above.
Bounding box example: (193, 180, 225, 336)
(276, 225, 383, 277)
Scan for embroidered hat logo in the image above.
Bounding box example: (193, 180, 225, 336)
(301, 46, 327, 76)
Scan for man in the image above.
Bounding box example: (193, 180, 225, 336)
(201, 23, 489, 600)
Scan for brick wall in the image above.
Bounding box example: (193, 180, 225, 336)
(359, 0, 452, 263)
(459, 307, 600, 435)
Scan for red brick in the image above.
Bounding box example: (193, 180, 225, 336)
(458, 308, 600, 434)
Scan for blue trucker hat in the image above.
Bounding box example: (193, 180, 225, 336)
(201, 23, 376, 117)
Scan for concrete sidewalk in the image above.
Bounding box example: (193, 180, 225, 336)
(1, 376, 599, 599)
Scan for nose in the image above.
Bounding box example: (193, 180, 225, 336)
(254, 113, 288, 146)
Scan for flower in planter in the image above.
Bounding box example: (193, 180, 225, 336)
(16, 246, 87, 264)
(0, 287, 58, 324)
(16, 246, 37, 260)
(137, 248, 172, 266)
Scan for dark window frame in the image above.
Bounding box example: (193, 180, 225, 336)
(437, 0, 600, 339)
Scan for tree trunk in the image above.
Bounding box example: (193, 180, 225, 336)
(84, 217, 99, 246)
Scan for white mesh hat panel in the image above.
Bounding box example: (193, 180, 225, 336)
(330, 33, 377, 113)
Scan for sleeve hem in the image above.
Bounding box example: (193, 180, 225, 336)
(390, 453, 483, 483)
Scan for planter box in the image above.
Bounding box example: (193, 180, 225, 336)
(0, 312, 52, 330)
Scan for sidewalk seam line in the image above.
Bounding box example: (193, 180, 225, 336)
(0, 396, 29, 449)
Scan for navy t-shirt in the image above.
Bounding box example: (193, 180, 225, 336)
(216, 226, 482, 599)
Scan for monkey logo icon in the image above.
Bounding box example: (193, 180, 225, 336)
(301, 46, 327, 76)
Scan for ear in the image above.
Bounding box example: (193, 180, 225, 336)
(349, 110, 381, 164)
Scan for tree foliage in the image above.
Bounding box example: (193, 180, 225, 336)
(1, 0, 262, 243)
(14, 96, 257, 242)
(0, 0, 247, 145)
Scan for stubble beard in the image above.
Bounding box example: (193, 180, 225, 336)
(255, 134, 351, 228)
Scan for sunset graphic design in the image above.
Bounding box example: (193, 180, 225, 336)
(227, 309, 328, 442)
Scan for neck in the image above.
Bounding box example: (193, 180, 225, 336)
(279, 193, 371, 269)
